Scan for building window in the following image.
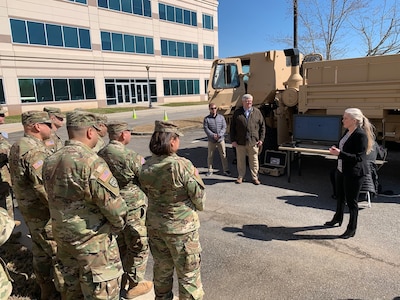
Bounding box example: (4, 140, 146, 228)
(101, 30, 154, 54)
(205, 79, 209, 94)
(202, 14, 214, 30)
(10, 19, 91, 50)
(203, 45, 214, 60)
(18, 78, 96, 103)
(159, 3, 197, 26)
(163, 79, 200, 96)
(98, 0, 151, 17)
(67, 0, 87, 4)
(161, 39, 198, 58)
(0, 79, 5, 104)
(104, 78, 157, 105)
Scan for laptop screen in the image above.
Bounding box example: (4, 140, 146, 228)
(293, 114, 343, 145)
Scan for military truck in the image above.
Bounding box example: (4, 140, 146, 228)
(207, 49, 400, 149)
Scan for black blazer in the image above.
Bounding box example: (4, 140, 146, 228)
(338, 127, 369, 177)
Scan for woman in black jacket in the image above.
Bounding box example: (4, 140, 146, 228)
(325, 108, 375, 239)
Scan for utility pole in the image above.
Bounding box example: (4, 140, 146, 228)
(293, 0, 298, 49)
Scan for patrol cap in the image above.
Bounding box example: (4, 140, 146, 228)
(43, 106, 65, 119)
(66, 111, 100, 129)
(94, 113, 108, 125)
(21, 111, 52, 125)
(107, 121, 133, 135)
(154, 120, 183, 136)
(0, 105, 6, 115)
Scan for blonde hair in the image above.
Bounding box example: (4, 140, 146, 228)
(344, 108, 375, 154)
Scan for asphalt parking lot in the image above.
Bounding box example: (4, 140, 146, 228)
(4, 106, 400, 299)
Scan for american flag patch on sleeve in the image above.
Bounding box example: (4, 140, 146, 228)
(99, 169, 111, 182)
(32, 160, 44, 169)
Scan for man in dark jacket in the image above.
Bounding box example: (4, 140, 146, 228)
(230, 94, 265, 185)
(203, 103, 230, 176)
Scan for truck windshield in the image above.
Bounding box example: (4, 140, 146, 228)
(212, 63, 240, 89)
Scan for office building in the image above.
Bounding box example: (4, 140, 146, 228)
(0, 0, 218, 115)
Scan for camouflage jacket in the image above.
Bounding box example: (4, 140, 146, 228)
(92, 135, 106, 153)
(0, 135, 11, 185)
(0, 208, 14, 299)
(9, 134, 51, 225)
(43, 139, 127, 280)
(98, 140, 147, 210)
(139, 153, 205, 234)
(44, 130, 63, 153)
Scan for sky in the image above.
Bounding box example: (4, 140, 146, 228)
(217, 0, 387, 59)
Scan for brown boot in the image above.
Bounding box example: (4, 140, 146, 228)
(126, 281, 153, 299)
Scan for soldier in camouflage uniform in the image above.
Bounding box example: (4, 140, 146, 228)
(8, 111, 59, 299)
(139, 121, 206, 300)
(0, 207, 15, 299)
(92, 113, 108, 153)
(43, 106, 65, 153)
(43, 111, 127, 300)
(0, 105, 13, 218)
(98, 121, 153, 299)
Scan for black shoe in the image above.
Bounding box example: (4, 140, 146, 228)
(324, 219, 342, 227)
(339, 230, 356, 239)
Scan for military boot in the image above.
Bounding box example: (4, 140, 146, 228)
(125, 280, 153, 299)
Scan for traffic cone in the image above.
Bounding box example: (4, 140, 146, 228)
(163, 110, 168, 121)
(132, 109, 137, 119)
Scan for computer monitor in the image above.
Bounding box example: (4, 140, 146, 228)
(292, 114, 343, 145)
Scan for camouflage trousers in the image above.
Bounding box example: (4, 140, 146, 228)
(148, 229, 204, 300)
(118, 205, 149, 285)
(55, 235, 123, 300)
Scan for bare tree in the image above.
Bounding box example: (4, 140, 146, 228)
(352, 0, 400, 56)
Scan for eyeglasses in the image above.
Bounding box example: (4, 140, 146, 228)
(0, 114, 5, 117)
(39, 123, 52, 129)
(210, 107, 217, 110)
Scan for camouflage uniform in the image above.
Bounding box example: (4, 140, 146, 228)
(139, 121, 206, 300)
(92, 113, 108, 153)
(43, 106, 65, 153)
(0, 133, 12, 218)
(43, 111, 127, 300)
(98, 123, 150, 288)
(0, 207, 15, 299)
(8, 111, 57, 296)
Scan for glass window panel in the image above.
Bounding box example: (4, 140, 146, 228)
(84, 79, 96, 99)
(168, 41, 176, 56)
(194, 80, 200, 94)
(135, 36, 145, 53)
(19, 79, 36, 102)
(161, 39, 168, 55)
(159, 3, 166, 20)
(191, 12, 197, 26)
(112, 33, 123, 51)
(171, 80, 178, 95)
(76, 0, 87, 3)
(185, 43, 192, 58)
(63, 26, 79, 48)
(98, 0, 108, 8)
(183, 10, 190, 25)
(145, 37, 154, 54)
(163, 80, 170, 96)
(69, 79, 84, 100)
(133, 0, 142, 15)
(53, 79, 69, 101)
(176, 8, 183, 23)
(27, 21, 46, 45)
(10, 19, 28, 43)
(187, 80, 194, 94)
(46, 24, 63, 46)
(79, 28, 91, 49)
(143, 0, 151, 17)
(166, 5, 174, 21)
(177, 42, 184, 57)
(179, 80, 186, 95)
(121, 0, 132, 13)
(35, 79, 53, 102)
(101, 31, 111, 50)
(0, 79, 5, 104)
(193, 44, 198, 58)
(105, 83, 116, 99)
(124, 35, 135, 52)
(109, 0, 120, 11)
